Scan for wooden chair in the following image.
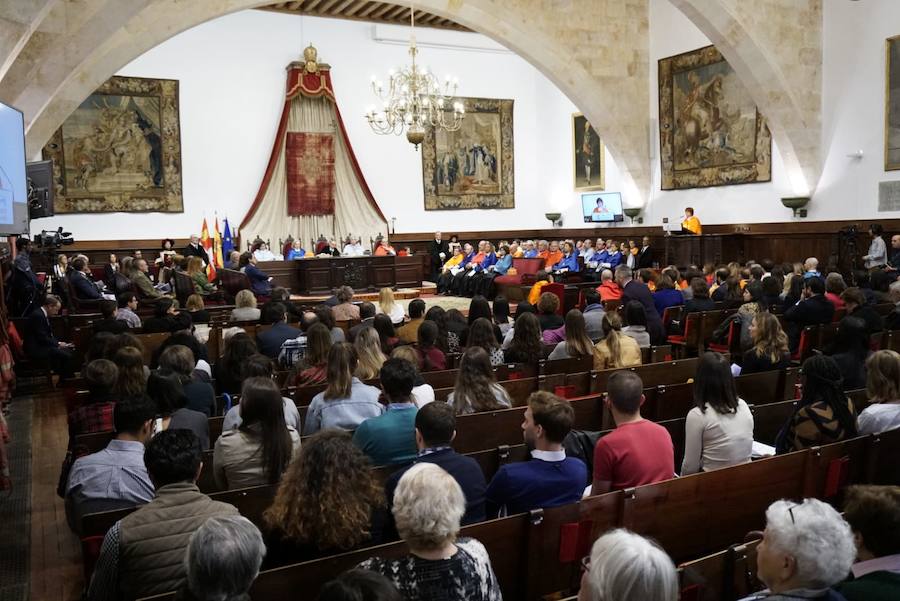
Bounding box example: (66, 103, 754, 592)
(171, 270, 196, 306)
(219, 268, 251, 298)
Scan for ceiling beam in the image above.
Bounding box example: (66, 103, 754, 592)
(304, 0, 326, 10)
(343, 1, 369, 17)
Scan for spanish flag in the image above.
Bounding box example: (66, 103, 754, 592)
(213, 215, 224, 269)
(201, 218, 216, 282)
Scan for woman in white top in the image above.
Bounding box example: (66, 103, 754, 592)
(252, 242, 280, 262)
(391, 345, 436, 408)
(681, 352, 754, 475)
(858, 349, 900, 434)
(548, 309, 595, 361)
(622, 300, 651, 348)
(375, 287, 406, 325)
(213, 377, 301, 490)
(230, 289, 261, 322)
(447, 347, 511, 415)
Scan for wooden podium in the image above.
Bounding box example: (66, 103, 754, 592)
(663, 234, 731, 267)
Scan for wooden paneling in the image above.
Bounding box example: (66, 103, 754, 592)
(260, 1, 468, 31)
(291, 255, 422, 294)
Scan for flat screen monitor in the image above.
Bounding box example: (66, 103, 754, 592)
(582, 192, 623, 223)
(0, 101, 30, 236)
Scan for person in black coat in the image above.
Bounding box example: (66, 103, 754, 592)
(840, 287, 884, 335)
(783, 276, 835, 352)
(8, 237, 41, 317)
(616, 266, 665, 344)
(256, 303, 302, 359)
(636, 236, 654, 269)
(826, 316, 870, 391)
(427, 232, 450, 282)
(93, 300, 129, 335)
(383, 402, 486, 539)
(69, 257, 103, 300)
(23, 295, 75, 378)
(182, 235, 210, 267)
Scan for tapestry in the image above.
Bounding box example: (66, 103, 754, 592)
(286, 132, 335, 215)
(572, 113, 605, 191)
(422, 97, 514, 210)
(42, 76, 183, 213)
(886, 35, 900, 170)
(658, 45, 771, 190)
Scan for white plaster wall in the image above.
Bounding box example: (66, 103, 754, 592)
(31, 9, 622, 239)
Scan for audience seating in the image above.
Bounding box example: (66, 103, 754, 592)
(493, 257, 545, 302)
(678, 539, 761, 601)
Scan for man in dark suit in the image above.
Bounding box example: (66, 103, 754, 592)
(24, 295, 75, 378)
(616, 265, 665, 344)
(427, 231, 449, 282)
(182, 235, 210, 267)
(384, 401, 486, 530)
(636, 236, 654, 269)
(348, 302, 376, 342)
(69, 257, 103, 301)
(256, 302, 302, 359)
(784, 276, 835, 352)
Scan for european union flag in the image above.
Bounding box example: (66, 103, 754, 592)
(222, 218, 234, 258)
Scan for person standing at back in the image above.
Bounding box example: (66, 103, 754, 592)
(591, 371, 674, 494)
(485, 391, 586, 517)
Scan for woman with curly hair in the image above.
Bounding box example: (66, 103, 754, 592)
(354, 326, 387, 381)
(448, 347, 511, 415)
(740, 312, 790, 375)
(503, 312, 542, 364)
(262, 430, 385, 566)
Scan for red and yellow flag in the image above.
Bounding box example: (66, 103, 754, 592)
(201, 218, 216, 282)
(213, 216, 224, 269)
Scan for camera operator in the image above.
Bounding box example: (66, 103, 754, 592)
(7, 237, 41, 317)
(862, 224, 887, 270)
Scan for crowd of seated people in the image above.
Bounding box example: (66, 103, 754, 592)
(12, 230, 900, 601)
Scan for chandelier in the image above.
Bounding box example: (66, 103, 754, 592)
(365, 3, 464, 149)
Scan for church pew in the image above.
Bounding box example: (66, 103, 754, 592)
(606, 450, 809, 562)
(540, 355, 594, 376)
(678, 539, 762, 601)
(864, 425, 900, 486)
(589, 355, 710, 394)
(802, 435, 871, 501)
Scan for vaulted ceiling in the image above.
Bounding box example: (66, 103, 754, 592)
(260, 1, 469, 31)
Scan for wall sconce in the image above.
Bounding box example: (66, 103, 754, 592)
(781, 196, 810, 218)
(623, 207, 642, 225)
(545, 212, 562, 227)
(846, 149, 864, 160)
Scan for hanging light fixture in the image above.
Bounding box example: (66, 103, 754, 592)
(365, 2, 464, 149)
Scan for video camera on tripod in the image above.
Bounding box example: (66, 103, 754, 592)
(34, 226, 74, 251)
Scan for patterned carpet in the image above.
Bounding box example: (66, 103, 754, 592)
(0, 397, 32, 601)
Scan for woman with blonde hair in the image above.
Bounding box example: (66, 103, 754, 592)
(448, 347, 511, 415)
(185, 293, 210, 324)
(740, 312, 790, 375)
(376, 287, 406, 326)
(263, 430, 385, 565)
(230, 289, 260, 321)
(303, 343, 382, 434)
(354, 326, 387, 381)
(592, 313, 641, 370)
(186, 256, 217, 296)
(858, 349, 900, 434)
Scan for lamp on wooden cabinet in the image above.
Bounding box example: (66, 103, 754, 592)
(781, 196, 810, 218)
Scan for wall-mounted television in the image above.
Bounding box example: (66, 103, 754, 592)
(0, 101, 30, 236)
(581, 191, 623, 223)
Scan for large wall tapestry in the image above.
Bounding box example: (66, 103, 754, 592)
(42, 76, 183, 213)
(285, 132, 335, 215)
(572, 113, 605, 191)
(658, 45, 771, 190)
(886, 35, 900, 171)
(422, 97, 514, 210)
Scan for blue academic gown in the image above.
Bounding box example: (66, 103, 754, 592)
(553, 253, 579, 272)
(523, 249, 538, 259)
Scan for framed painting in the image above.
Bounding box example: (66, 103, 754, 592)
(886, 35, 900, 171)
(42, 76, 183, 213)
(658, 45, 771, 190)
(422, 97, 514, 210)
(572, 113, 605, 191)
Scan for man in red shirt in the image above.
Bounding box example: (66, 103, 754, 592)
(591, 371, 674, 495)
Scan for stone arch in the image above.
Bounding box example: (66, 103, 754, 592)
(669, 0, 823, 195)
(0, 0, 652, 203)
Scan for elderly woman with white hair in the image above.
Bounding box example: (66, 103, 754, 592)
(739, 498, 856, 600)
(357, 463, 502, 601)
(578, 529, 677, 601)
(175, 515, 266, 601)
